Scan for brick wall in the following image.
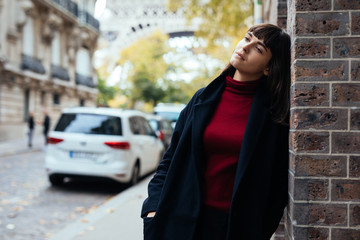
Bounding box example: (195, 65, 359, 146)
(287, 0, 360, 239)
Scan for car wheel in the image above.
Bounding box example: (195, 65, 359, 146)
(129, 163, 140, 186)
(49, 175, 64, 186)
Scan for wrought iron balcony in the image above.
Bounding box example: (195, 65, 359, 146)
(50, 0, 99, 32)
(21, 54, 46, 74)
(51, 0, 78, 17)
(79, 10, 100, 31)
(75, 73, 95, 88)
(51, 64, 70, 81)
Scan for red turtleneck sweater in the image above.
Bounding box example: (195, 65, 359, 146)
(203, 76, 259, 212)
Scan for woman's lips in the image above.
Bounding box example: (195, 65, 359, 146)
(236, 52, 245, 60)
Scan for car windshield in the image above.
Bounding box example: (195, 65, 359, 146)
(54, 113, 122, 135)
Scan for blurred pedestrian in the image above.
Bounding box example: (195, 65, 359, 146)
(43, 110, 50, 145)
(27, 112, 35, 148)
(142, 24, 291, 240)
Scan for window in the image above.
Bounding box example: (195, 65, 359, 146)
(140, 117, 156, 136)
(80, 98, 85, 106)
(76, 48, 90, 76)
(129, 117, 142, 135)
(53, 93, 60, 105)
(51, 31, 61, 65)
(41, 91, 46, 105)
(55, 113, 122, 135)
(22, 17, 34, 56)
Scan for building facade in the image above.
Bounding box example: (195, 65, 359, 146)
(0, 0, 99, 141)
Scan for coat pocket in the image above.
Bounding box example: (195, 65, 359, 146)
(143, 217, 154, 239)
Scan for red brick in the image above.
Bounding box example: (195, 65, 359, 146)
(294, 203, 347, 226)
(332, 180, 360, 201)
(332, 132, 360, 154)
(296, 0, 331, 11)
(350, 156, 360, 177)
(291, 83, 329, 107)
(291, 109, 347, 130)
(351, 61, 360, 81)
(295, 12, 350, 36)
(351, 109, 360, 130)
(294, 38, 330, 59)
(334, 38, 360, 58)
(294, 155, 347, 177)
(350, 204, 360, 226)
(334, 0, 360, 10)
(332, 228, 360, 239)
(293, 226, 329, 240)
(294, 179, 329, 201)
(332, 83, 360, 107)
(352, 12, 360, 35)
(290, 132, 329, 153)
(294, 61, 348, 81)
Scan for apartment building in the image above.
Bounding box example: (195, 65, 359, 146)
(0, 0, 99, 141)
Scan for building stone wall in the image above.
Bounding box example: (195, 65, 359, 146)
(287, 0, 360, 239)
(0, 0, 99, 142)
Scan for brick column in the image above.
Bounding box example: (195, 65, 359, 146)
(287, 0, 360, 239)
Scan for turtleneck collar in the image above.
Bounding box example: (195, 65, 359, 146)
(225, 76, 261, 95)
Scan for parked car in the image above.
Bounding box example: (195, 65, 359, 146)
(153, 103, 186, 128)
(146, 114, 173, 150)
(45, 107, 164, 186)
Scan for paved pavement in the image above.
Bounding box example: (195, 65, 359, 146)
(0, 135, 45, 158)
(0, 136, 148, 240)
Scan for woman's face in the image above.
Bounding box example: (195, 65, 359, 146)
(230, 32, 272, 81)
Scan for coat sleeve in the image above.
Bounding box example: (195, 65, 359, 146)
(141, 89, 203, 218)
(263, 124, 289, 239)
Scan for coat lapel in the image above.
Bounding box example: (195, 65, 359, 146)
(191, 74, 227, 176)
(232, 84, 270, 198)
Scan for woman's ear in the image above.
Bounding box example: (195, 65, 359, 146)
(263, 67, 270, 76)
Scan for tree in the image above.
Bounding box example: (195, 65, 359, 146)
(168, 0, 252, 61)
(96, 77, 119, 107)
(117, 30, 172, 107)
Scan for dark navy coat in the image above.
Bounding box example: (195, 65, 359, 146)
(141, 73, 289, 240)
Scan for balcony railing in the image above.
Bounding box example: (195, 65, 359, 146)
(79, 10, 100, 31)
(51, 64, 70, 81)
(75, 73, 95, 88)
(21, 54, 46, 74)
(50, 0, 99, 32)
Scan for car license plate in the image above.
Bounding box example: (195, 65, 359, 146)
(69, 151, 98, 160)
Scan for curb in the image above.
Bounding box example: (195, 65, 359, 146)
(49, 176, 150, 240)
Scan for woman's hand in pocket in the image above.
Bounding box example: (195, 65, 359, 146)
(146, 212, 156, 218)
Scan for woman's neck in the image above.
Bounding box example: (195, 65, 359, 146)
(233, 70, 264, 82)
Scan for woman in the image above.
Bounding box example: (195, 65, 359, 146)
(141, 23, 291, 240)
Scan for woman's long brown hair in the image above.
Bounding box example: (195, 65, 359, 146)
(222, 23, 291, 125)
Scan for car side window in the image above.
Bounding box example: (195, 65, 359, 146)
(129, 117, 141, 135)
(139, 117, 155, 136)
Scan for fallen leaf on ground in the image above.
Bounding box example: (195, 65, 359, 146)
(6, 224, 15, 230)
(106, 208, 115, 213)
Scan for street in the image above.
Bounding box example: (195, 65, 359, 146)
(0, 150, 124, 240)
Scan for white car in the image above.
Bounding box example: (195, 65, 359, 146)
(45, 107, 164, 186)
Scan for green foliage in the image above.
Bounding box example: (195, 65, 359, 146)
(168, 0, 252, 60)
(96, 77, 119, 107)
(118, 30, 172, 107)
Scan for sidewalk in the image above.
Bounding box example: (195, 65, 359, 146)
(0, 135, 44, 158)
(0, 135, 148, 240)
(49, 176, 149, 240)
